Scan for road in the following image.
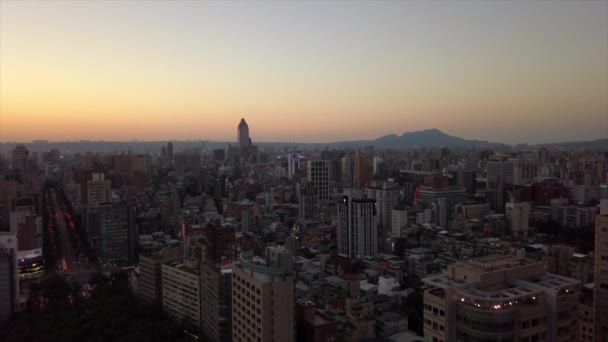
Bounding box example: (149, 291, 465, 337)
(49, 190, 92, 275)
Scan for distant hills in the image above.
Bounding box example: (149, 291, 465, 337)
(330, 128, 500, 149)
(1, 129, 606, 154)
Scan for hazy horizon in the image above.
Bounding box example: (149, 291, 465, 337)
(1, 1, 607, 144)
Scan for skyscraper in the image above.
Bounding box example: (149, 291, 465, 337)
(353, 151, 373, 189)
(337, 189, 378, 258)
(237, 118, 251, 149)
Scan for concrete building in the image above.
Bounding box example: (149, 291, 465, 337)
(296, 299, 339, 342)
(94, 202, 134, 263)
(138, 245, 182, 305)
(368, 184, 399, 229)
(342, 154, 354, 189)
(307, 160, 331, 201)
(594, 200, 608, 342)
(86, 173, 111, 207)
(337, 189, 378, 259)
(161, 260, 202, 329)
(11, 144, 29, 176)
(424, 255, 580, 342)
(487, 156, 514, 211)
(201, 261, 233, 342)
(505, 201, 530, 237)
(232, 250, 294, 342)
(391, 207, 408, 237)
(579, 283, 594, 342)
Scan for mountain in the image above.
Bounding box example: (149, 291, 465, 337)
(330, 128, 499, 149)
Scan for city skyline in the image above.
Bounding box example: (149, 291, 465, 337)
(1, 1, 607, 144)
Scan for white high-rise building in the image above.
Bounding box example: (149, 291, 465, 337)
(506, 201, 530, 237)
(337, 189, 378, 258)
(307, 160, 331, 201)
(372, 185, 399, 229)
(87, 173, 111, 207)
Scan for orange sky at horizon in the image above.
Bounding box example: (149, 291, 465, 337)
(1, 1, 607, 144)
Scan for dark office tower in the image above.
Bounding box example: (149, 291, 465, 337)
(93, 202, 135, 264)
(237, 118, 251, 149)
(486, 155, 514, 212)
(354, 151, 373, 189)
(307, 160, 331, 201)
(167, 142, 173, 157)
(464, 171, 476, 194)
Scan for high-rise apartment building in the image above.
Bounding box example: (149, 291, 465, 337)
(307, 160, 331, 201)
(232, 250, 294, 342)
(138, 245, 182, 305)
(391, 207, 408, 237)
(594, 200, 608, 342)
(342, 153, 354, 189)
(86, 173, 111, 207)
(505, 201, 530, 237)
(337, 189, 378, 258)
(161, 260, 202, 329)
(423, 255, 580, 342)
(368, 184, 399, 229)
(201, 261, 233, 342)
(353, 152, 373, 189)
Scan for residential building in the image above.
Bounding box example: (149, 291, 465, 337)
(201, 261, 233, 342)
(505, 201, 530, 237)
(424, 255, 580, 342)
(86, 173, 111, 207)
(162, 260, 202, 329)
(232, 250, 294, 342)
(337, 189, 378, 258)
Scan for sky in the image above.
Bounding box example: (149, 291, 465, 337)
(0, 1, 607, 144)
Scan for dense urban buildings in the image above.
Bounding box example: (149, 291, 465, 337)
(1, 118, 608, 342)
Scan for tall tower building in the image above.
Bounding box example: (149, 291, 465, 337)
(341, 153, 354, 188)
(486, 155, 514, 212)
(337, 189, 378, 258)
(424, 255, 580, 342)
(594, 200, 608, 342)
(232, 249, 294, 342)
(353, 151, 373, 189)
(307, 160, 331, 201)
(237, 118, 251, 149)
